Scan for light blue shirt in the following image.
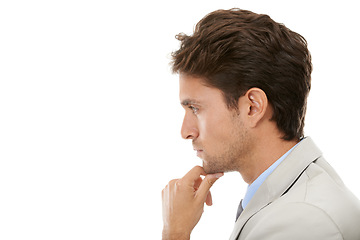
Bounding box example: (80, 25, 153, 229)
(242, 142, 300, 209)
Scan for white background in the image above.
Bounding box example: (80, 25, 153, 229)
(0, 0, 359, 239)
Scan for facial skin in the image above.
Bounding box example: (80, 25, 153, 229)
(180, 74, 254, 175)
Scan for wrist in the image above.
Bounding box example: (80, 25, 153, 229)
(162, 228, 190, 240)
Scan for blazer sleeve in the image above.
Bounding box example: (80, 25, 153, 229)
(242, 202, 344, 240)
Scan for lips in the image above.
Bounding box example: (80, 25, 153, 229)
(193, 146, 203, 152)
(193, 142, 203, 156)
(194, 149, 203, 157)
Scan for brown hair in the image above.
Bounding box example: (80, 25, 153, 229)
(171, 8, 312, 141)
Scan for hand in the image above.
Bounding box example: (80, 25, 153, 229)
(162, 166, 224, 240)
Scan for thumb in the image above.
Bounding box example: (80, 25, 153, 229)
(196, 173, 224, 203)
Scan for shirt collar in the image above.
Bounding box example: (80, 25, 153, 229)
(242, 141, 300, 209)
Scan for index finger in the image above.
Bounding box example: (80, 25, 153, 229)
(181, 166, 206, 186)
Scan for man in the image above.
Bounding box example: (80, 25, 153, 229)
(161, 8, 360, 240)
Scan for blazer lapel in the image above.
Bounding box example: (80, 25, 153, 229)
(229, 137, 322, 240)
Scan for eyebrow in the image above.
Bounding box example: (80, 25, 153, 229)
(181, 99, 200, 107)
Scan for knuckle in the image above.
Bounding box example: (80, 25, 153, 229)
(175, 180, 182, 188)
(206, 178, 215, 186)
(167, 179, 180, 190)
(169, 179, 178, 185)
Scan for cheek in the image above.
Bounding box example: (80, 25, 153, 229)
(198, 114, 233, 147)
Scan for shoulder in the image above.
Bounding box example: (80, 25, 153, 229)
(302, 160, 360, 239)
(241, 158, 360, 240)
(304, 159, 360, 221)
(242, 202, 343, 240)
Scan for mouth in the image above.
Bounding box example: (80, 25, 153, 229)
(194, 149, 203, 157)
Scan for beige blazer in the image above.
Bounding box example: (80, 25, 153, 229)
(230, 137, 360, 240)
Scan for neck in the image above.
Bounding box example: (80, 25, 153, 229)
(240, 136, 299, 184)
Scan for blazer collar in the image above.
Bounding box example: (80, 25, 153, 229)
(229, 137, 322, 240)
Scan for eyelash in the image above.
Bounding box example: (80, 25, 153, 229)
(189, 105, 199, 114)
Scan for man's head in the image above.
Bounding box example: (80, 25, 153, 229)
(172, 9, 312, 175)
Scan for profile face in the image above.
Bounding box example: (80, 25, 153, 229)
(179, 74, 252, 174)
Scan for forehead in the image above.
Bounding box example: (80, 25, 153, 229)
(179, 74, 225, 106)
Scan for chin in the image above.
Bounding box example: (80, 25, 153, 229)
(203, 159, 235, 174)
(203, 162, 223, 174)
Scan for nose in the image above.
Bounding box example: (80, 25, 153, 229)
(181, 113, 199, 140)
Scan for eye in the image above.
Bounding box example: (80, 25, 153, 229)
(189, 105, 199, 114)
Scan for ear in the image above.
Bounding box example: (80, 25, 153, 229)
(242, 88, 269, 128)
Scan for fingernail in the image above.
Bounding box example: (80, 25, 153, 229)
(215, 173, 224, 178)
